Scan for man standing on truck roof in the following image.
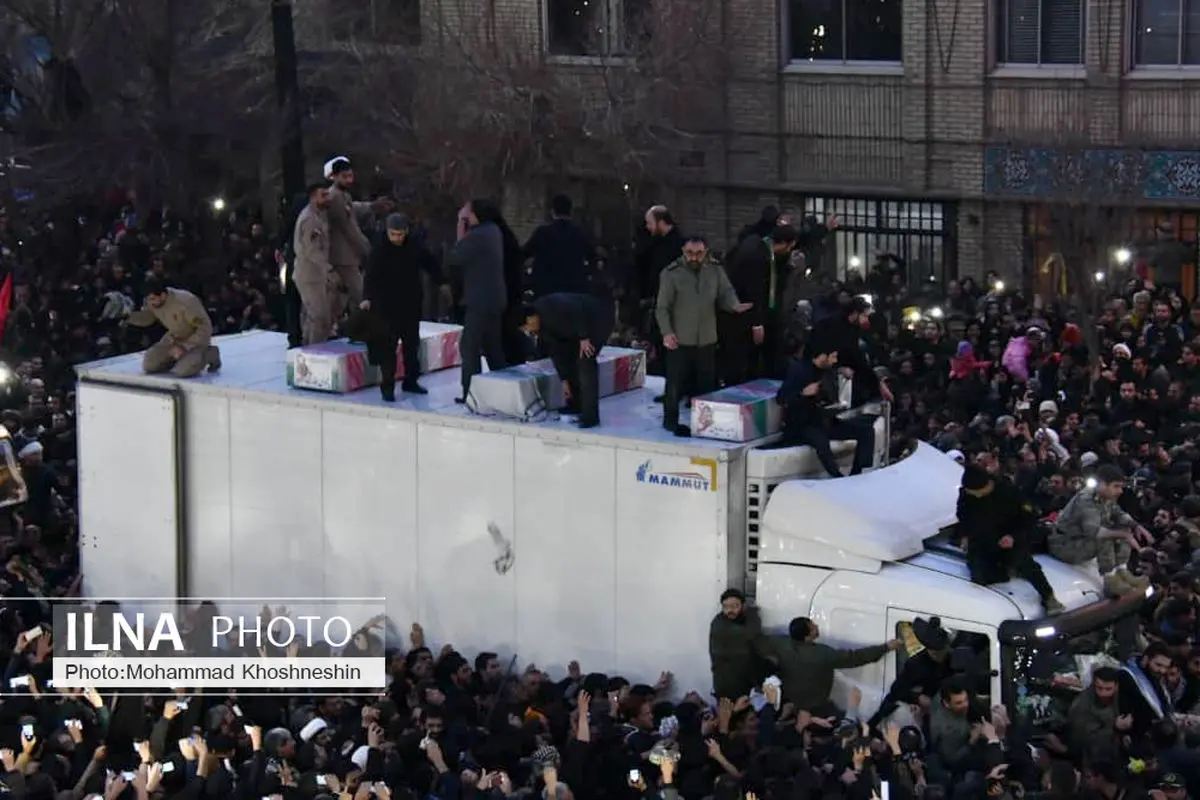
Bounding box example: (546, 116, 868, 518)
(293, 182, 336, 345)
(449, 198, 509, 404)
(324, 156, 392, 322)
(957, 465, 1066, 616)
(708, 588, 771, 701)
(520, 292, 614, 429)
(655, 236, 753, 437)
(765, 616, 901, 714)
(123, 277, 220, 378)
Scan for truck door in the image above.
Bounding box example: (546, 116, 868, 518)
(884, 607, 1001, 712)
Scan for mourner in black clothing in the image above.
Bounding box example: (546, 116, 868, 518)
(870, 617, 954, 727)
(720, 224, 798, 385)
(776, 339, 875, 477)
(956, 465, 1065, 615)
(811, 296, 893, 407)
(635, 206, 684, 384)
(521, 293, 614, 429)
(522, 195, 595, 298)
(362, 214, 451, 401)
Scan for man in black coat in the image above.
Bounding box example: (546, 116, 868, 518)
(956, 464, 1064, 615)
(811, 297, 893, 407)
(720, 223, 798, 385)
(361, 214, 451, 401)
(776, 336, 875, 477)
(520, 292, 614, 428)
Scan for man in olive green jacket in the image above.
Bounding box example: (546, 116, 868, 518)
(767, 616, 901, 713)
(709, 588, 770, 701)
(655, 236, 753, 435)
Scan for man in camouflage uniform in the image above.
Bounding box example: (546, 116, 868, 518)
(1050, 464, 1153, 597)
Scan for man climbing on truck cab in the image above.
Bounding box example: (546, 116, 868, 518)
(708, 588, 770, 701)
(766, 616, 901, 714)
(957, 464, 1065, 616)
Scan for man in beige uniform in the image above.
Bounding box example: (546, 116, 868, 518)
(292, 182, 336, 345)
(324, 156, 388, 321)
(125, 277, 220, 377)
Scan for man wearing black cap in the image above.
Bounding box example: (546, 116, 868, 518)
(124, 278, 221, 377)
(361, 214, 452, 401)
(958, 464, 1065, 615)
(870, 617, 953, 727)
(519, 292, 613, 428)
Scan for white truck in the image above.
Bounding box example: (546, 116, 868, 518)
(75, 330, 1144, 725)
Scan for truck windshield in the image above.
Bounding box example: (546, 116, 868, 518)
(999, 594, 1147, 737)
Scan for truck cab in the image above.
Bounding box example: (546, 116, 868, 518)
(752, 441, 1147, 725)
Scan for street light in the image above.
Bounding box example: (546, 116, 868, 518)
(1114, 247, 1132, 265)
(211, 197, 226, 212)
(848, 255, 862, 269)
(1094, 271, 1106, 282)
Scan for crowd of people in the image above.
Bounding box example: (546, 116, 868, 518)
(0, 178, 1196, 800)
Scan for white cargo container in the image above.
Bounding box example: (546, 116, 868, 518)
(76, 331, 1143, 716)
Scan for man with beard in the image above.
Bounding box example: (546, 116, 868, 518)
(636, 206, 684, 391)
(957, 464, 1065, 615)
(1067, 666, 1123, 756)
(708, 588, 769, 701)
(324, 156, 391, 321)
(1119, 642, 1174, 735)
(360, 214, 452, 401)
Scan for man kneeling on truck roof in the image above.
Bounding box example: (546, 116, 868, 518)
(123, 277, 221, 378)
(767, 616, 901, 714)
(958, 464, 1065, 616)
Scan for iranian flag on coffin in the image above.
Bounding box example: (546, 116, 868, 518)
(286, 340, 381, 393)
(396, 321, 463, 379)
(692, 379, 783, 442)
(596, 347, 647, 394)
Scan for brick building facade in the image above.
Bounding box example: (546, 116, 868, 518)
(325, 0, 1200, 291)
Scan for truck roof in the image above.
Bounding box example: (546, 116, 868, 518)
(75, 331, 759, 460)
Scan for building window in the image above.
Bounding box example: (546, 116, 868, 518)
(995, 0, 1084, 65)
(787, 0, 902, 63)
(798, 197, 955, 287)
(1133, 0, 1200, 66)
(545, 0, 647, 57)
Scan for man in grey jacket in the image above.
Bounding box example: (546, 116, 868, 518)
(655, 236, 753, 436)
(449, 199, 509, 402)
